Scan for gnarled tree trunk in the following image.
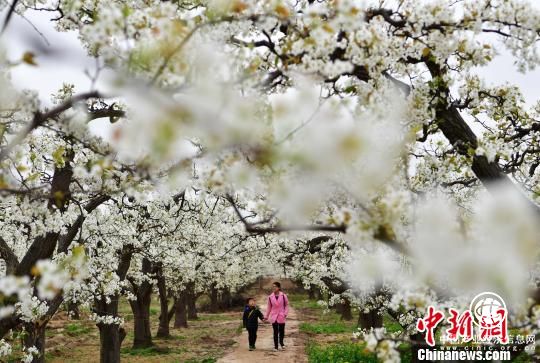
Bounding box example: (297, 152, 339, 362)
(96, 296, 126, 363)
(208, 285, 219, 313)
(128, 258, 153, 348)
(95, 245, 132, 363)
(155, 264, 170, 338)
(219, 287, 232, 309)
(174, 292, 188, 328)
(68, 302, 80, 320)
(186, 283, 198, 320)
(23, 322, 46, 363)
(22, 292, 66, 362)
(336, 298, 353, 321)
(358, 309, 383, 329)
(130, 297, 152, 348)
(308, 286, 316, 300)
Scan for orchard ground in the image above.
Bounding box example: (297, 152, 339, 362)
(5, 278, 537, 362)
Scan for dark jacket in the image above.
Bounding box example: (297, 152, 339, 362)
(243, 305, 264, 329)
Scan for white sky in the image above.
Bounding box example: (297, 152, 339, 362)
(1, 7, 539, 140)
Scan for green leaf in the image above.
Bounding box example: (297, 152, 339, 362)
(52, 146, 66, 167)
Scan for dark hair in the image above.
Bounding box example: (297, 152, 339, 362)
(273, 281, 281, 289)
(246, 297, 255, 304)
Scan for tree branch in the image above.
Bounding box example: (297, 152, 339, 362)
(57, 194, 110, 253)
(0, 237, 19, 274)
(225, 194, 347, 234)
(0, 91, 102, 162)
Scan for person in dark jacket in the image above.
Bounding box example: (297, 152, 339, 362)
(242, 297, 265, 351)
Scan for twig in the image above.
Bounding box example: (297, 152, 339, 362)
(225, 193, 347, 234)
(0, 91, 102, 161)
(1, 0, 19, 35)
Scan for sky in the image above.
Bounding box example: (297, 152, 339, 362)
(1, 6, 539, 140)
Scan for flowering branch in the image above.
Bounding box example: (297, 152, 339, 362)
(0, 91, 120, 162)
(225, 194, 347, 234)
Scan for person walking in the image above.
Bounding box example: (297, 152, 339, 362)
(242, 297, 265, 351)
(264, 281, 289, 352)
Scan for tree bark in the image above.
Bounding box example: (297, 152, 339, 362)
(308, 286, 316, 300)
(20, 294, 64, 362)
(358, 309, 383, 329)
(23, 322, 46, 363)
(57, 195, 110, 254)
(129, 297, 152, 348)
(155, 264, 170, 338)
(174, 292, 188, 328)
(358, 289, 387, 329)
(208, 285, 219, 313)
(128, 258, 153, 348)
(68, 302, 80, 320)
(219, 288, 232, 309)
(95, 245, 132, 363)
(167, 302, 175, 323)
(186, 283, 198, 320)
(0, 237, 19, 274)
(95, 296, 126, 363)
(336, 298, 353, 321)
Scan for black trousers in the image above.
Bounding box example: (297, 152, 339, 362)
(272, 323, 285, 348)
(247, 326, 257, 347)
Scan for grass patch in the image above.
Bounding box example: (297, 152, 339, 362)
(65, 323, 92, 337)
(197, 314, 237, 321)
(307, 342, 377, 363)
(169, 334, 187, 340)
(383, 314, 403, 334)
(184, 358, 217, 363)
(288, 293, 324, 310)
(121, 346, 183, 356)
(300, 322, 352, 334)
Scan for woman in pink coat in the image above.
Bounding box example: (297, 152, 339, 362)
(265, 281, 289, 351)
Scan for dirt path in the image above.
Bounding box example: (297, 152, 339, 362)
(218, 289, 307, 362)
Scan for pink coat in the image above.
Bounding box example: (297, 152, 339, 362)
(265, 292, 289, 324)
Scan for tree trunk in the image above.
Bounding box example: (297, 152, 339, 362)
(96, 296, 126, 363)
(174, 292, 188, 328)
(167, 302, 175, 323)
(156, 264, 170, 338)
(186, 283, 198, 320)
(22, 294, 65, 363)
(68, 302, 80, 320)
(209, 286, 218, 313)
(96, 245, 132, 363)
(129, 258, 153, 348)
(358, 309, 383, 329)
(220, 288, 231, 309)
(23, 323, 46, 363)
(336, 298, 353, 321)
(129, 296, 153, 348)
